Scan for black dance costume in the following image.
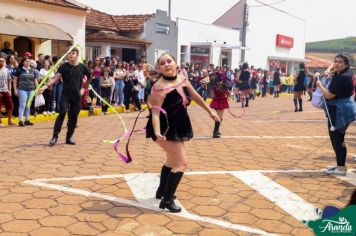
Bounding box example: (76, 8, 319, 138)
(239, 70, 250, 90)
(294, 70, 306, 92)
(146, 76, 193, 141)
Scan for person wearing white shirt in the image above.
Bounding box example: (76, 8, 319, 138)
(134, 63, 146, 103)
(39, 60, 55, 115)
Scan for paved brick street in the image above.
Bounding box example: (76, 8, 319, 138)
(1, 96, 355, 236)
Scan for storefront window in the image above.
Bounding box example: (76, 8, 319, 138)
(190, 47, 210, 66)
(180, 45, 187, 64)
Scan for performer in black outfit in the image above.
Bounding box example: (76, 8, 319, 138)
(146, 53, 219, 213)
(273, 68, 281, 97)
(238, 63, 251, 107)
(39, 47, 92, 146)
(293, 63, 306, 112)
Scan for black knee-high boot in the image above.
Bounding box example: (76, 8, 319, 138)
(298, 98, 303, 111)
(294, 98, 298, 112)
(159, 171, 183, 213)
(217, 119, 222, 135)
(156, 165, 172, 199)
(213, 121, 221, 138)
(245, 97, 249, 107)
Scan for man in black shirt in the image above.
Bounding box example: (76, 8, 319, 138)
(0, 41, 15, 56)
(39, 47, 92, 146)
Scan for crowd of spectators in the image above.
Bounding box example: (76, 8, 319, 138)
(1, 41, 312, 127)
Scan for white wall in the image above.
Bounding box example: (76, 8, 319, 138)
(177, 18, 241, 68)
(0, 0, 86, 54)
(245, 0, 306, 69)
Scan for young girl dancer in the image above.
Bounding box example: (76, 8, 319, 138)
(293, 63, 306, 112)
(146, 53, 219, 213)
(238, 63, 251, 107)
(210, 78, 230, 138)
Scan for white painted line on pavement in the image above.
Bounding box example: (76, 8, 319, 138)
(23, 169, 356, 235)
(231, 170, 319, 221)
(193, 135, 331, 140)
(31, 174, 125, 182)
(286, 144, 334, 153)
(25, 174, 271, 236)
(252, 120, 325, 123)
(335, 171, 356, 186)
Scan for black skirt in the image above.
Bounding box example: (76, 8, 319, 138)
(294, 83, 305, 92)
(239, 82, 250, 90)
(146, 88, 193, 142)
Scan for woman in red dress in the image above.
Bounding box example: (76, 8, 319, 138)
(210, 78, 230, 138)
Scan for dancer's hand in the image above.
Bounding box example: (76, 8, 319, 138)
(80, 88, 85, 96)
(38, 85, 47, 94)
(155, 133, 166, 142)
(209, 110, 220, 122)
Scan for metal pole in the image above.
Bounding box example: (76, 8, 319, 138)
(168, 0, 171, 18)
(241, 3, 248, 63)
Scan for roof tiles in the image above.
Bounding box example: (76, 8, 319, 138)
(86, 31, 151, 45)
(305, 56, 332, 68)
(86, 9, 118, 31)
(86, 9, 152, 32)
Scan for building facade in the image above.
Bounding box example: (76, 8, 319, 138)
(141, 10, 178, 65)
(85, 9, 176, 65)
(85, 9, 151, 63)
(177, 18, 241, 68)
(0, 0, 87, 59)
(214, 0, 306, 74)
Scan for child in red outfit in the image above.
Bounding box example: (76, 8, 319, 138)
(210, 79, 230, 138)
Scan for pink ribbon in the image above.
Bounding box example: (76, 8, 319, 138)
(227, 105, 246, 118)
(113, 106, 169, 163)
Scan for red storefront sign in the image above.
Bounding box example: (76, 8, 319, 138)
(276, 34, 294, 48)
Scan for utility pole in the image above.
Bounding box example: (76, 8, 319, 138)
(241, 2, 249, 63)
(168, 0, 171, 18)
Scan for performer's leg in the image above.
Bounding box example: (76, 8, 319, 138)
(293, 92, 298, 112)
(298, 96, 303, 112)
(156, 164, 172, 199)
(156, 140, 186, 213)
(213, 109, 223, 138)
(49, 96, 69, 146)
(66, 99, 81, 144)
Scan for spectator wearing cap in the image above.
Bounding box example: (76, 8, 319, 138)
(13, 56, 38, 126)
(0, 55, 16, 126)
(1, 41, 15, 56)
(23, 52, 32, 58)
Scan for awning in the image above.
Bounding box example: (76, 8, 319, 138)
(267, 56, 305, 62)
(0, 18, 72, 41)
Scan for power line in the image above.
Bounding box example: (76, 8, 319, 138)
(249, 0, 288, 7)
(252, 0, 306, 22)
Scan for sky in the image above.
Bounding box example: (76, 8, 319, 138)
(77, 0, 356, 43)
